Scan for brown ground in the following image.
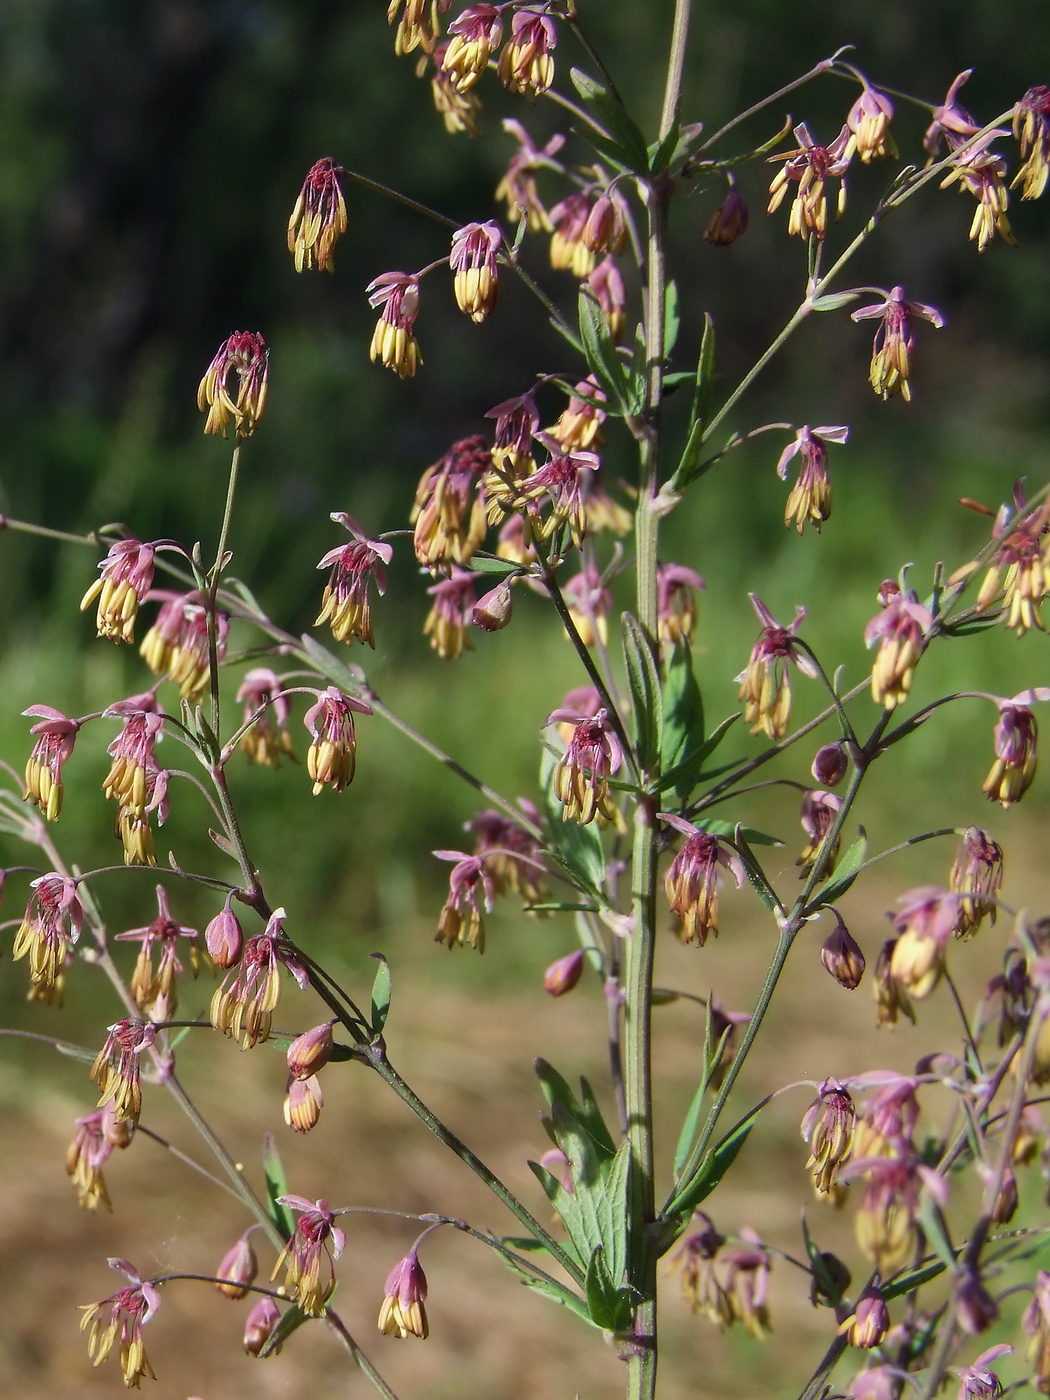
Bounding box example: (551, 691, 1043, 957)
(2, 847, 1048, 1400)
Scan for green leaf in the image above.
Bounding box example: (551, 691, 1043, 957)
(569, 68, 651, 176)
(259, 1301, 312, 1358)
(671, 315, 717, 491)
(262, 1132, 296, 1240)
(530, 1159, 590, 1265)
(535, 1060, 616, 1157)
(672, 1007, 733, 1176)
(578, 287, 634, 415)
(732, 826, 783, 914)
(667, 1100, 765, 1222)
(498, 1248, 593, 1324)
(657, 712, 741, 799)
(597, 1141, 633, 1286)
(584, 1247, 635, 1331)
(664, 280, 680, 358)
(622, 612, 662, 770)
(648, 118, 683, 175)
(538, 748, 607, 897)
(659, 640, 705, 798)
(807, 291, 861, 312)
(468, 555, 523, 577)
(808, 830, 868, 908)
(369, 953, 391, 1036)
(299, 634, 368, 693)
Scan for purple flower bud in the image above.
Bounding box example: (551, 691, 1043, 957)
(244, 1296, 282, 1356)
(205, 901, 244, 969)
(544, 949, 585, 997)
(812, 742, 848, 787)
(287, 1022, 334, 1079)
(473, 581, 514, 632)
(954, 1267, 999, 1335)
(821, 916, 866, 990)
(845, 1290, 889, 1349)
(215, 1233, 258, 1299)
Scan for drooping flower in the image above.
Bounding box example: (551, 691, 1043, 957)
(798, 789, 843, 878)
(953, 1344, 1013, 1399)
(80, 539, 157, 644)
(941, 137, 1016, 252)
(304, 687, 373, 794)
(776, 425, 849, 534)
(214, 1233, 259, 1300)
(316, 514, 392, 649)
(464, 802, 546, 903)
(660, 813, 746, 947)
(950, 827, 1004, 936)
(412, 434, 489, 571)
(587, 255, 627, 341)
(582, 188, 628, 257)
(548, 192, 596, 278)
(820, 914, 866, 989)
(847, 1149, 948, 1276)
(13, 872, 85, 1000)
(546, 377, 606, 453)
(287, 157, 347, 272)
(657, 564, 705, 648)
(440, 5, 502, 91)
(705, 182, 749, 245)
(497, 7, 556, 99)
(670, 1213, 732, 1326)
(767, 122, 852, 240)
(846, 82, 897, 163)
(210, 909, 309, 1048)
(983, 690, 1050, 807)
(80, 1258, 161, 1388)
(801, 1078, 856, 1198)
(197, 331, 269, 438)
(90, 1018, 158, 1127)
(244, 1296, 282, 1356)
(721, 1229, 772, 1338)
(367, 272, 423, 378)
(494, 119, 565, 230)
(450, 220, 502, 322)
(140, 589, 228, 699)
(379, 1248, 430, 1339)
(272, 1195, 346, 1316)
(840, 1291, 890, 1350)
(115, 885, 199, 1022)
(974, 483, 1050, 634)
(863, 584, 934, 710)
(22, 704, 81, 821)
(284, 1074, 324, 1133)
(872, 939, 916, 1027)
(387, 0, 450, 57)
(851, 286, 945, 403)
(433, 849, 494, 951)
(888, 886, 962, 1000)
(430, 42, 483, 136)
(852, 1073, 920, 1160)
(1014, 86, 1050, 200)
(204, 900, 244, 969)
(66, 1104, 129, 1212)
(424, 567, 478, 660)
(472, 579, 514, 631)
(736, 594, 818, 741)
(546, 704, 624, 827)
(524, 436, 600, 548)
(287, 1022, 334, 1080)
(1024, 1271, 1050, 1392)
(235, 667, 294, 767)
(924, 70, 982, 155)
(812, 741, 849, 787)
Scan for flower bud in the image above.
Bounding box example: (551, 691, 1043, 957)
(704, 186, 749, 246)
(812, 741, 848, 787)
(821, 917, 866, 990)
(843, 1290, 889, 1349)
(205, 902, 243, 969)
(544, 949, 585, 997)
(284, 1074, 324, 1133)
(215, 1233, 258, 1299)
(472, 581, 513, 632)
(244, 1296, 282, 1356)
(287, 1022, 334, 1079)
(954, 1266, 999, 1335)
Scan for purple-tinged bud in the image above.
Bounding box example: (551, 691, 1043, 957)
(582, 189, 628, 256)
(812, 742, 849, 787)
(244, 1296, 282, 1356)
(287, 1022, 334, 1079)
(215, 1233, 258, 1299)
(821, 916, 866, 990)
(284, 1075, 324, 1133)
(843, 1290, 889, 1349)
(978, 1161, 1018, 1224)
(379, 1248, 429, 1339)
(705, 185, 749, 246)
(954, 1267, 999, 1335)
(472, 581, 514, 632)
(538, 1147, 573, 1194)
(544, 949, 585, 997)
(205, 900, 244, 969)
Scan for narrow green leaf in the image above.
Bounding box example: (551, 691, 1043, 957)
(664, 279, 680, 358)
(369, 953, 391, 1036)
(657, 711, 740, 798)
(667, 1100, 765, 1221)
(538, 747, 606, 896)
(622, 612, 662, 770)
(808, 830, 868, 908)
(262, 1132, 296, 1239)
(673, 1014, 731, 1176)
(733, 826, 782, 913)
(299, 634, 368, 693)
(259, 1301, 311, 1358)
(598, 1141, 633, 1286)
(468, 555, 523, 577)
(808, 291, 861, 312)
(648, 118, 683, 175)
(530, 1160, 590, 1265)
(584, 1247, 635, 1331)
(700, 819, 782, 847)
(671, 315, 716, 492)
(569, 68, 651, 175)
(659, 640, 705, 798)
(508, 1268, 594, 1325)
(578, 287, 633, 414)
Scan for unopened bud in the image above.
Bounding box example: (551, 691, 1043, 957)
(215, 1232, 258, 1299)
(287, 1021, 334, 1079)
(704, 186, 749, 246)
(582, 190, 627, 255)
(843, 1290, 889, 1349)
(821, 917, 866, 989)
(284, 1074, 323, 1133)
(205, 901, 243, 968)
(812, 741, 848, 787)
(544, 949, 585, 996)
(472, 581, 513, 632)
(244, 1296, 282, 1356)
(953, 1266, 999, 1335)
